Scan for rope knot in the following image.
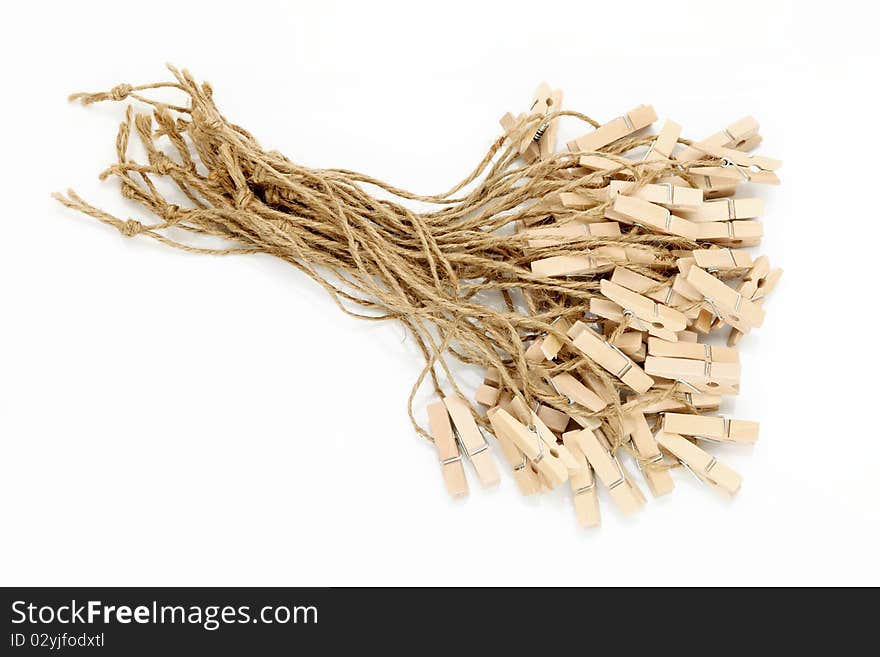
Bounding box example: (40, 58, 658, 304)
(120, 219, 143, 237)
(162, 204, 182, 223)
(109, 84, 133, 101)
(152, 155, 175, 176)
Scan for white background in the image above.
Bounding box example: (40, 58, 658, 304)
(2, 1, 878, 586)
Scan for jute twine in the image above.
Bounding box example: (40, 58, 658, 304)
(56, 66, 738, 463)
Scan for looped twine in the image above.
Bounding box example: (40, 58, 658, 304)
(162, 204, 183, 224)
(151, 154, 176, 176)
(109, 84, 133, 101)
(119, 219, 143, 237)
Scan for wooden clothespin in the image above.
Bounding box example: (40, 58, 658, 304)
(524, 222, 621, 248)
(728, 256, 783, 346)
(641, 119, 682, 165)
(692, 247, 753, 270)
(609, 194, 700, 240)
(685, 266, 765, 332)
(688, 145, 781, 185)
(500, 82, 564, 162)
(609, 180, 702, 209)
(599, 279, 688, 338)
(562, 431, 600, 527)
(475, 367, 502, 407)
(536, 404, 571, 434)
(567, 321, 654, 393)
(622, 410, 674, 496)
(486, 406, 541, 496)
(426, 401, 468, 498)
(531, 410, 580, 475)
(568, 104, 657, 153)
(549, 372, 608, 413)
(676, 116, 760, 163)
(530, 247, 625, 277)
(655, 431, 742, 496)
(677, 197, 763, 222)
(609, 266, 700, 320)
(645, 339, 741, 392)
(442, 395, 501, 488)
(569, 426, 645, 515)
(626, 388, 721, 413)
(663, 412, 759, 445)
(488, 407, 569, 488)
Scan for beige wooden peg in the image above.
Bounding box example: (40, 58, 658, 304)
(568, 104, 657, 153)
(568, 321, 654, 394)
(488, 408, 569, 488)
(499, 112, 539, 162)
(626, 389, 721, 413)
(540, 317, 572, 361)
(642, 119, 682, 165)
(600, 279, 688, 334)
(609, 180, 702, 209)
(537, 404, 571, 434)
(693, 248, 753, 270)
(562, 431, 600, 527)
(623, 410, 674, 496)
(676, 116, 760, 163)
(611, 194, 700, 240)
(663, 412, 759, 445)
(426, 401, 468, 498)
(644, 355, 740, 392)
(677, 197, 763, 222)
(685, 265, 765, 331)
(647, 337, 739, 363)
(655, 431, 742, 496)
(524, 222, 621, 248)
(486, 407, 541, 496)
(549, 372, 608, 412)
(531, 411, 580, 475)
(570, 427, 645, 515)
(609, 266, 700, 320)
(442, 395, 501, 488)
(530, 247, 624, 277)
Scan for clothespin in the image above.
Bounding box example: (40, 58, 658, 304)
(686, 266, 765, 332)
(609, 267, 700, 320)
(692, 248, 753, 270)
(442, 395, 501, 488)
(569, 427, 645, 515)
(601, 326, 644, 359)
(663, 412, 759, 445)
(610, 194, 700, 240)
(537, 404, 571, 434)
(655, 431, 742, 496)
(562, 431, 600, 527)
(549, 372, 608, 412)
(600, 278, 688, 338)
(426, 401, 468, 498)
(728, 257, 783, 346)
(676, 116, 760, 163)
(645, 342, 741, 392)
(530, 247, 625, 277)
(568, 104, 657, 153)
(609, 180, 702, 209)
(531, 410, 581, 475)
(523, 222, 621, 248)
(499, 112, 540, 163)
(486, 407, 541, 496)
(626, 388, 721, 413)
(676, 197, 763, 222)
(567, 321, 654, 393)
(692, 174, 739, 199)
(687, 143, 782, 184)
(622, 410, 674, 496)
(488, 408, 569, 488)
(475, 367, 502, 407)
(641, 119, 682, 165)
(538, 317, 572, 361)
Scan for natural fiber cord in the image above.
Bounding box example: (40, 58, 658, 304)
(56, 67, 781, 521)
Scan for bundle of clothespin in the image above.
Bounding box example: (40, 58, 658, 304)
(429, 84, 782, 526)
(57, 70, 781, 528)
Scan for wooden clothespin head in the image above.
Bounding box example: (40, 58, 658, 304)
(685, 265, 765, 332)
(662, 412, 759, 445)
(569, 426, 645, 515)
(656, 431, 742, 496)
(562, 431, 600, 527)
(567, 321, 654, 394)
(426, 401, 468, 498)
(622, 410, 674, 497)
(442, 395, 501, 488)
(488, 407, 569, 489)
(486, 406, 541, 496)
